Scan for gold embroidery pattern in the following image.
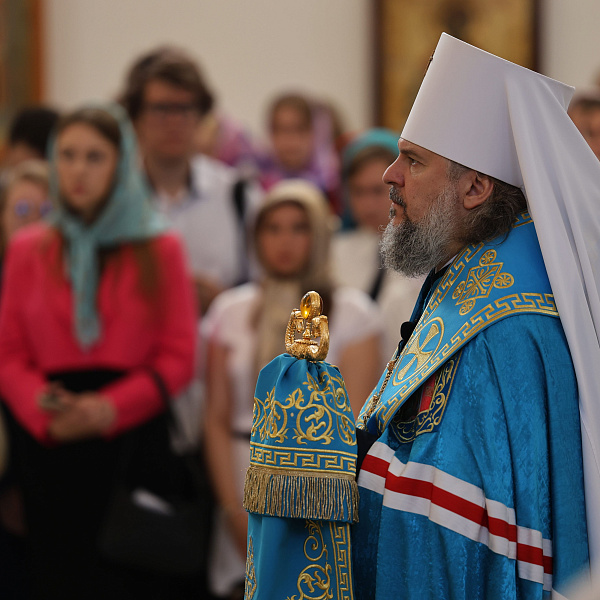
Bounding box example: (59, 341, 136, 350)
(329, 522, 354, 600)
(295, 371, 354, 446)
(391, 351, 462, 443)
(286, 521, 333, 600)
(452, 249, 514, 315)
(425, 213, 532, 319)
(252, 370, 354, 450)
(249, 443, 356, 476)
(245, 536, 257, 600)
(451, 293, 557, 344)
(375, 290, 558, 431)
(252, 387, 299, 444)
(392, 317, 444, 385)
(513, 212, 533, 228)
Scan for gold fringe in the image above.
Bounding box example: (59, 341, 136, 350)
(242, 465, 359, 523)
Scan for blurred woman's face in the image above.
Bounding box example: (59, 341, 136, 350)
(348, 158, 393, 233)
(3, 180, 50, 241)
(257, 202, 312, 278)
(270, 106, 314, 172)
(56, 123, 119, 223)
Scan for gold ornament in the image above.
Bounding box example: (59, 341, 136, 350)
(285, 291, 330, 361)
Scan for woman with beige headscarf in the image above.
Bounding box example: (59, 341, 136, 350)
(203, 179, 382, 599)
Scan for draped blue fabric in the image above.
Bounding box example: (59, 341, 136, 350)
(244, 355, 357, 599)
(246, 515, 354, 600)
(352, 217, 589, 599)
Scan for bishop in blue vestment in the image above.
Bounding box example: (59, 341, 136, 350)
(352, 215, 588, 598)
(244, 32, 600, 600)
(349, 32, 595, 600)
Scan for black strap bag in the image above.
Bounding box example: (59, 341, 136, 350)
(98, 370, 214, 575)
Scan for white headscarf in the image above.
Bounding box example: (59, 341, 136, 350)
(401, 33, 600, 577)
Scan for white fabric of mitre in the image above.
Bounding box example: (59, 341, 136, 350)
(402, 33, 574, 187)
(402, 33, 600, 577)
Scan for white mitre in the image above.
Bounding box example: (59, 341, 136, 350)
(402, 33, 600, 582)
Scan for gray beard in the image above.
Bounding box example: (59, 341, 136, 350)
(380, 184, 461, 278)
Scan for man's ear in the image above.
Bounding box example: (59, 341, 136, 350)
(463, 172, 494, 210)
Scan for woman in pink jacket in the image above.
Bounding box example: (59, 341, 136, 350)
(0, 104, 197, 599)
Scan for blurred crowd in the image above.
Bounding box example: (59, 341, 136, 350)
(0, 45, 597, 600)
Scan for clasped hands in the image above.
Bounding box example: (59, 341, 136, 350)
(38, 382, 116, 442)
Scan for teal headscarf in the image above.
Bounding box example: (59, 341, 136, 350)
(48, 103, 167, 349)
(340, 127, 399, 230)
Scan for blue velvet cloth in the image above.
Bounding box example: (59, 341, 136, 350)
(352, 215, 589, 598)
(246, 515, 354, 600)
(353, 315, 588, 598)
(243, 354, 358, 599)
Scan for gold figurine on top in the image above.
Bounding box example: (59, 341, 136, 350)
(285, 291, 330, 361)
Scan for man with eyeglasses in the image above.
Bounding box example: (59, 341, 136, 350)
(120, 46, 261, 314)
(119, 48, 263, 599)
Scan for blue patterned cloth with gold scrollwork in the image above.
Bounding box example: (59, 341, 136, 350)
(243, 355, 357, 599)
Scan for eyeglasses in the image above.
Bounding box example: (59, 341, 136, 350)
(142, 102, 199, 120)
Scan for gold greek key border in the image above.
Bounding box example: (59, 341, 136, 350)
(250, 442, 356, 458)
(250, 444, 357, 474)
(329, 522, 354, 600)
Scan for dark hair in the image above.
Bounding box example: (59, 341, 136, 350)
(9, 106, 60, 157)
(572, 98, 600, 113)
(268, 93, 313, 131)
(447, 160, 528, 245)
(345, 146, 397, 180)
(119, 46, 215, 121)
(55, 107, 121, 150)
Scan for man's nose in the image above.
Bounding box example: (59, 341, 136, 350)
(383, 159, 404, 187)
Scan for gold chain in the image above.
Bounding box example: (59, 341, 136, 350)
(359, 357, 398, 428)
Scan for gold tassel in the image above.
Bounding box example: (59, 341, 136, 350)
(243, 465, 360, 523)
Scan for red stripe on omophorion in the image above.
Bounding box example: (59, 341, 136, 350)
(386, 472, 549, 571)
(517, 544, 544, 569)
(543, 554, 553, 575)
(361, 454, 390, 479)
(363, 454, 552, 575)
(386, 474, 487, 525)
(487, 516, 518, 543)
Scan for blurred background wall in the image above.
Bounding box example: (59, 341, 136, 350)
(30, 0, 600, 136)
(43, 0, 372, 136)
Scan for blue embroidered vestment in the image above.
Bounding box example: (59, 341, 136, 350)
(353, 214, 589, 599)
(244, 356, 357, 599)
